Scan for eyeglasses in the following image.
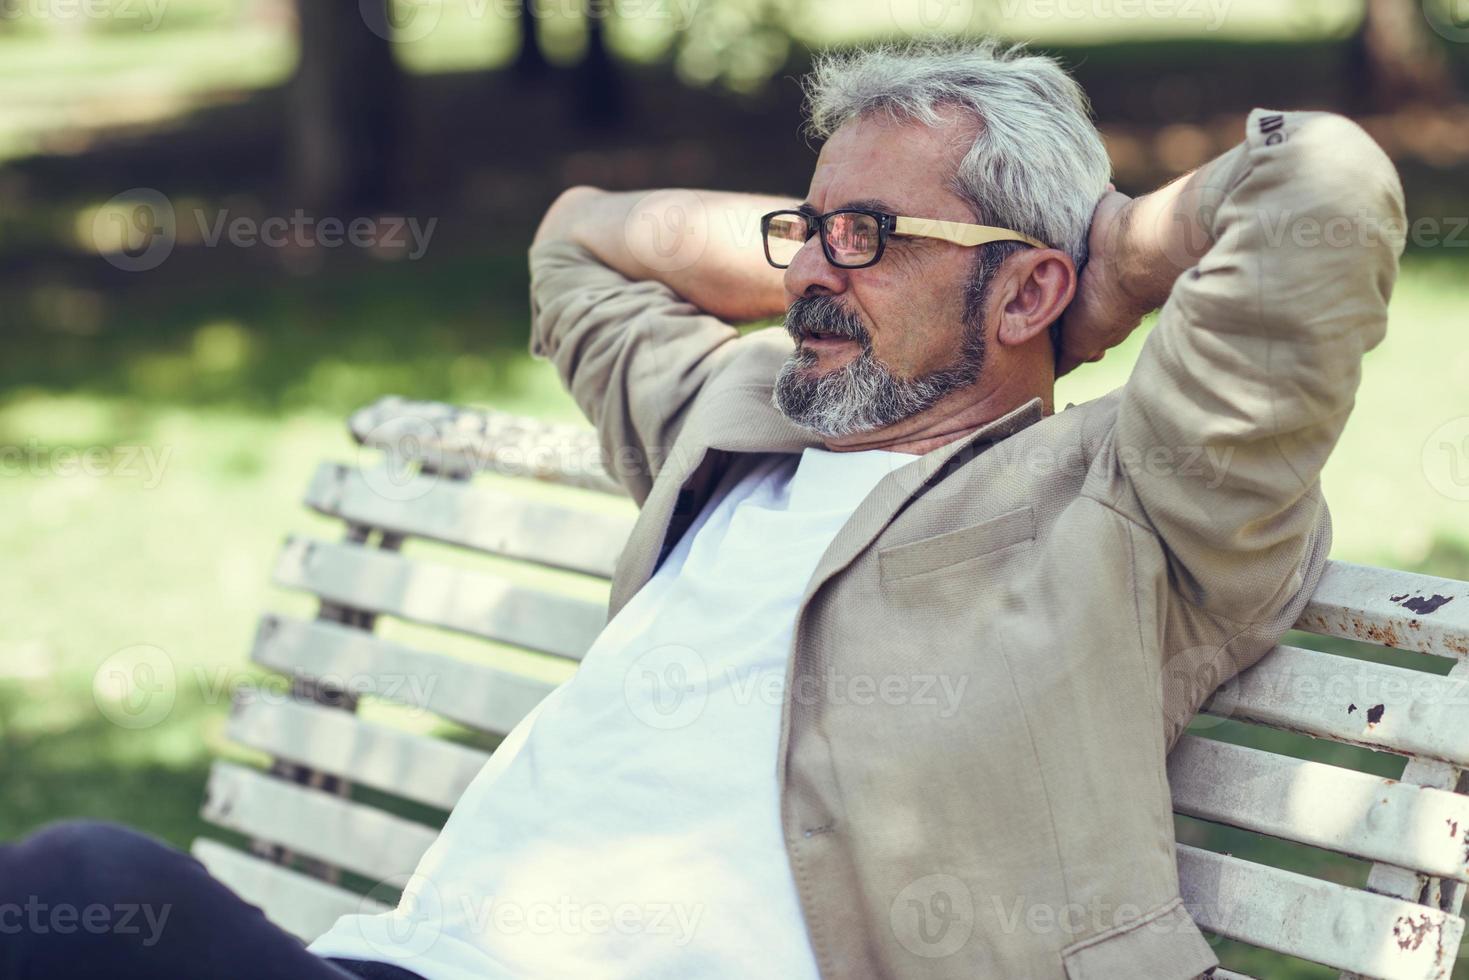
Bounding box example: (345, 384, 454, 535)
(760, 207, 1048, 270)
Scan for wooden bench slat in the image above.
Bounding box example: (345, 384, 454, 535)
(1299, 561, 1469, 659)
(228, 698, 491, 813)
(348, 396, 624, 495)
(272, 537, 605, 661)
(191, 838, 387, 942)
(1170, 735, 1469, 881)
(202, 761, 438, 884)
(1201, 645, 1469, 766)
(1178, 844, 1465, 980)
(251, 615, 558, 736)
(304, 462, 635, 578)
(205, 751, 1467, 979)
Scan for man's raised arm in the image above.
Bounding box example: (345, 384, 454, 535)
(527, 188, 795, 503)
(1075, 109, 1406, 624)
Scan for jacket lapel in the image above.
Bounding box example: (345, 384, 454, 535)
(606, 372, 824, 619)
(797, 395, 1045, 607)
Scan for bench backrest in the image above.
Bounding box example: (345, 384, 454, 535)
(193, 396, 1469, 980)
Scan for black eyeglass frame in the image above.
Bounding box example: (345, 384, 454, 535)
(759, 206, 1048, 271)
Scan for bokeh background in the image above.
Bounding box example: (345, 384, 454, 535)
(3, 0, 1469, 975)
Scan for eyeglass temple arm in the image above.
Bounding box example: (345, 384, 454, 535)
(893, 216, 1048, 250)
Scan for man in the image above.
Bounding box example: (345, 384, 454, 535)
(2, 40, 1403, 980)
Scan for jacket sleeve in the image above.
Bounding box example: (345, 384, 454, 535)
(1091, 110, 1406, 748)
(1099, 108, 1404, 626)
(527, 239, 744, 506)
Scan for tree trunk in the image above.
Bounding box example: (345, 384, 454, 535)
(288, 0, 402, 213)
(1348, 0, 1454, 111)
(514, 0, 549, 80)
(574, 5, 624, 126)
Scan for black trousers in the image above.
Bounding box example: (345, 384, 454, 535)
(0, 819, 426, 980)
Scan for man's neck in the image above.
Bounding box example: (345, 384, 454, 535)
(819, 381, 1054, 455)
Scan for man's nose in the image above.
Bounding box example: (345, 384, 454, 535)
(783, 235, 847, 299)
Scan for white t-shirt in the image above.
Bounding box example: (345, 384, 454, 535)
(308, 445, 920, 980)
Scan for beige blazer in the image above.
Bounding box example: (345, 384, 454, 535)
(527, 108, 1405, 979)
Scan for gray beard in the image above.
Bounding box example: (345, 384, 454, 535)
(771, 331, 986, 439)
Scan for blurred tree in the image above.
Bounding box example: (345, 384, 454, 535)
(673, 0, 795, 94)
(1348, 0, 1454, 110)
(288, 0, 402, 213)
(574, 6, 624, 126)
(511, 1, 623, 124)
(514, 0, 549, 79)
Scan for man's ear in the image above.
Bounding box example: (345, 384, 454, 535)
(996, 249, 1077, 348)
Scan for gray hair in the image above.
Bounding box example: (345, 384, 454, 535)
(801, 39, 1111, 274)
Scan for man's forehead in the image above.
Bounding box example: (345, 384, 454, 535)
(805, 113, 975, 214)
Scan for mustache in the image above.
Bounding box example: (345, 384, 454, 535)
(783, 295, 869, 345)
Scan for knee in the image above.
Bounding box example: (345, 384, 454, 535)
(2, 820, 171, 906)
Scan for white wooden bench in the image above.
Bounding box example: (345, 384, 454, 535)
(193, 395, 1469, 980)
